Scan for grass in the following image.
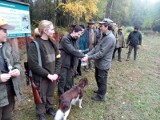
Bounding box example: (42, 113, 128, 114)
(13, 33, 160, 120)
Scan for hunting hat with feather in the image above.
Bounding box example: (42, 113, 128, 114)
(118, 27, 123, 30)
(0, 17, 15, 30)
(88, 19, 95, 24)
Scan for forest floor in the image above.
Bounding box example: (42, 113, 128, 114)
(13, 33, 160, 120)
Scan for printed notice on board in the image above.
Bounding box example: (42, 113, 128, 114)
(0, 1, 31, 38)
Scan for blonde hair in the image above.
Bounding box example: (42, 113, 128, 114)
(34, 28, 40, 38)
(38, 20, 53, 35)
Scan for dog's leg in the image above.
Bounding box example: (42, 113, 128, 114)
(78, 98, 83, 108)
(64, 106, 71, 120)
(54, 109, 64, 120)
(71, 95, 79, 106)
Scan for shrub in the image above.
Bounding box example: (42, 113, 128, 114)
(125, 26, 133, 33)
(123, 26, 134, 41)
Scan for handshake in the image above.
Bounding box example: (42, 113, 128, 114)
(81, 54, 89, 62)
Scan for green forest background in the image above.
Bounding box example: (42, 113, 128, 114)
(17, 0, 160, 31)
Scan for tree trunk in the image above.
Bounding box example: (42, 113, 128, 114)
(109, 0, 114, 19)
(105, 0, 114, 19)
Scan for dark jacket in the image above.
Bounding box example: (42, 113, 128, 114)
(95, 28, 102, 44)
(87, 31, 116, 70)
(127, 31, 142, 46)
(0, 42, 22, 107)
(28, 38, 61, 82)
(59, 34, 85, 69)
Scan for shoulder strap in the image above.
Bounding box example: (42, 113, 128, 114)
(30, 41, 42, 95)
(49, 39, 58, 55)
(33, 41, 42, 67)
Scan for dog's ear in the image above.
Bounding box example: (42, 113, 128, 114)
(78, 77, 88, 88)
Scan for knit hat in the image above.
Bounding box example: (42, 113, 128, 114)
(134, 26, 139, 30)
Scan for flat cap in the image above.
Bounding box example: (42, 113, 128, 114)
(99, 18, 113, 24)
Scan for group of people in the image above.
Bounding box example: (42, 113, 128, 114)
(76, 19, 142, 65)
(29, 18, 116, 120)
(0, 16, 142, 120)
(113, 25, 142, 62)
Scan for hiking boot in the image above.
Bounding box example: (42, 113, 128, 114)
(93, 90, 98, 93)
(46, 108, 56, 117)
(126, 58, 130, 61)
(77, 72, 82, 76)
(118, 59, 122, 62)
(38, 114, 46, 120)
(91, 95, 105, 102)
(112, 56, 115, 60)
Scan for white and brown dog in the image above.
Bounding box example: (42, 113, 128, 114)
(55, 78, 88, 120)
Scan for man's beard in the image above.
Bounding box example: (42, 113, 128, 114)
(73, 36, 78, 40)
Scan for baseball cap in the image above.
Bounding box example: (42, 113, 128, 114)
(0, 17, 15, 30)
(99, 18, 113, 24)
